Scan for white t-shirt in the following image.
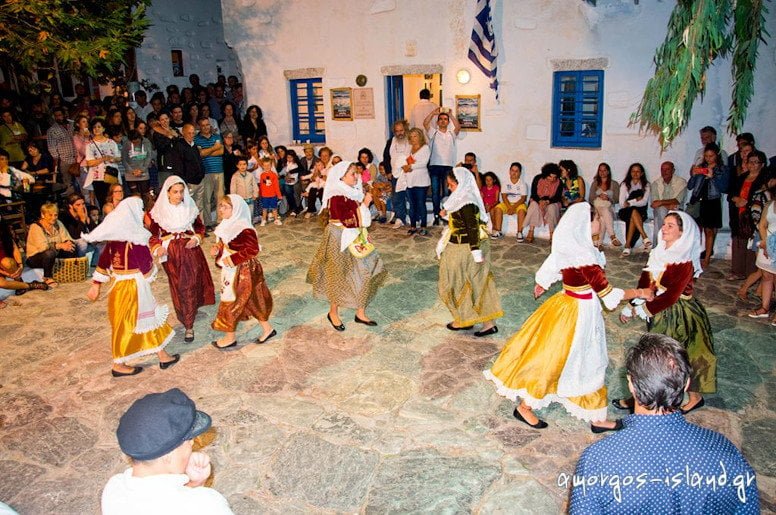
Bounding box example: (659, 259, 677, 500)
(503, 179, 528, 203)
(101, 468, 233, 515)
(427, 128, 457, 167)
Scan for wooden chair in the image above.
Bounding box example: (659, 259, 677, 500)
(0, 200, 28, 243)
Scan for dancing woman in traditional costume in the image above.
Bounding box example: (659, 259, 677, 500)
(483, 202, 653, 431)
(615, 211, 716, 414)
(437, 167, 502, 336)
(85, 197, 179, 377)
(210, 194, 276, 349)
(307, 161, 386, 331)
(148, 176, 215, 343)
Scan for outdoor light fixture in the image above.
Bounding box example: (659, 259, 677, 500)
(456, 68, 471, 85)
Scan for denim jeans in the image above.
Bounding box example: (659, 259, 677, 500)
(407, 186, 428, 228)
(281, 183, 298, 214)
(428, 165, 451, 218)
(392, 189, 408, 223)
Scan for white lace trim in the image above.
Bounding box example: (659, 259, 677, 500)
(113, 328, 174, 364)
(483, 369, 608, 423)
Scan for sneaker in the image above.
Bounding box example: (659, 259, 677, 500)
(621, 248, 631, 257)
(516, 231, 524, 242)
(393, 219, 404, 228)
(260, 220, 267, 227)
(274, 219, 282, 226)
(433, 216, 441, 226)
(748, 308, 769, 319)
(491, 231, 502, 239)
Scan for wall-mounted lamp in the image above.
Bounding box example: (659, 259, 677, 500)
(456, 68, 471, 85)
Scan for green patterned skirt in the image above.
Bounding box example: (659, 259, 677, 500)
(648, 296, 717, 393)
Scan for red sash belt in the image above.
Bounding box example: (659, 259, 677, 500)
(565, 289, 593, 299)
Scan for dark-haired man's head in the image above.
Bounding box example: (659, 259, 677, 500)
(626, 333, 691, 413)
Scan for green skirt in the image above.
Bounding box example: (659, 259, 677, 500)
(648, 296, 717, 393)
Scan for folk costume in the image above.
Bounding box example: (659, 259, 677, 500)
(437, 167, 503, 327)
(306, 161, 386, 309)
(484, 202, 624, 422)
(622, 210, 717, 394)
(211, 194, 273, 333)
(85, 197, 174, 364)
(148, 176, 215, 331)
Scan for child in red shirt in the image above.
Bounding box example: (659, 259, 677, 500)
(258, 157, 282, 226)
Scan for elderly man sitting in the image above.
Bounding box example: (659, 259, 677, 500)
(101, 388, 233, 514)
(570, 334, 758, 513)
(650, 161, 686, 243)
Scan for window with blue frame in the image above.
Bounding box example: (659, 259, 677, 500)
(551, 70, 604, 149)
(290, 78, 325, 143)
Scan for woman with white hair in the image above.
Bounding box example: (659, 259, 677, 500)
(307, 161, 386, 331)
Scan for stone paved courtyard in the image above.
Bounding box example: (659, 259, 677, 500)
(1, 219, 774, 514)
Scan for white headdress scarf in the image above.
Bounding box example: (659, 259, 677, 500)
(443, 167, 490, 224)
(149, 175, 200, 233)
(83, 197, 150, 245)
(547, 202, 604, 270)
(214, 194, 255, 245)
(646, 210, 703, 278)
(319, 161, 363, 213)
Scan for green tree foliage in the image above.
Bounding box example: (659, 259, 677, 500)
(630, 0, 769, 149)
(0, 0, 151, 79)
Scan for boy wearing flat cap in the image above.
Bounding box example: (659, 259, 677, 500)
(101, 388, 233, 514)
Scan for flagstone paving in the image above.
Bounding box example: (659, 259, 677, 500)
(1, 219, 774, 513)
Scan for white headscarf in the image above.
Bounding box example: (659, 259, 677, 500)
(214, 194, 255, 245)
(546, 202, 604, 270)
(149, 175, 200, 233)
(83, 197, 151, 245)
(443, 167, 490, 224)
(646, 210, 703, 278)
(320, 160, 363, 213)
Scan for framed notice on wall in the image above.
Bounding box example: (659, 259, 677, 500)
(455, 94, 481, 131)
(330, 88, 353, 121)
(352, 88, 375, 119)
(171, 50, 184, 77)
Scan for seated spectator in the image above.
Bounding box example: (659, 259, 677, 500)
(0, 109, 28, 166)
(303, 161, 326, 218)
(650, 161, 686, 244)
(523, 163, 562, 243)
(480, 171, 502, 237)
(20, 141, 54, 182)
(59, 193, 99, 261)
(0, 218, 48, 305)
(495, 162, 528, 241)
(371, 161, 393, 223)
(570, 333, 758, 514)
(101, 388, 233, 514)
(619, 162, 651, 256)
(25, 202, 76, 287)
(560, 159, 585, 209)
(589, 162, 620, 248)
(0, 148, 35, 199)
(457, 152, 482, 188)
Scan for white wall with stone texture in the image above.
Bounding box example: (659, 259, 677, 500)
(220, 0, 776, 186)
(136, 0, 242, 90)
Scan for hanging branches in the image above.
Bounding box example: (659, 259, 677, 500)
(630, 0, 768, 149)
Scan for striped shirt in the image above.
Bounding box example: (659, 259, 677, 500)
(194, 133, 224, 174)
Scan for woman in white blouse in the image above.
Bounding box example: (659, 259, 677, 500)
(403, 128, 431, 236)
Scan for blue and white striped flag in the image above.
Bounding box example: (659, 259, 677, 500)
(468, 0, 499, 101)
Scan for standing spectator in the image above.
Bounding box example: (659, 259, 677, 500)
(727, 143, 758, 280)
(101, 388, 233, 514)
(589, 162, 621, 247)
(570, 333, 758, 514)
(130, 90, 153, 122)
(258, 157, 283, 226)
(84, 119, 121, 209)
(26, 202, 76, 287)
(650, 161, 687, 244)
(209, 85, 226, 120)
(72, 114, 92, 197)
(403, 127, 431, 236)
(0, 109, 27, 166)
(280, 149, 301, 216)
(691, 125, 729, 169)
(122, 129, 153, 199)
(386, 120, 411, 228)
(169, 105, 186, 134)
(480, 172, 502, 237)
(46, 106, 77, 184)
(239, 105, 267, 146)
(221, 130, 243, 195)
(687, 142, 729, 268)
(424, 107, 460, 225)
(219, 101, 240, 136)
(409, 88, 438, 130)
(200, 104, 220, 135)
(618, 163, 652, 256)
(229, 157, 258, 218)
(170, 124, 205, 219)
(194, 118, 225, 228)
(151, 112, 179, 187)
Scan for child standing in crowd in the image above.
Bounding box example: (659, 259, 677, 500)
(480, 172, 502, 237)
(372, 162, 393, 223)
(258, 157, 282, 226)
(230, 157, 259, 223)
(303, 161, 326, 218)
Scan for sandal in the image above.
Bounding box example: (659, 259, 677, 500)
(43, 278, 59, 288)
(525, 233, 534, 244)
(0, 300, 7, 309)
(642, 238, 653, 251)
(27, 281, 50, 291)
(611, 238, 622, 247)
(748, 307, 769, 319)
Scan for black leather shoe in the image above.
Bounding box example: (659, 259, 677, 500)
(680, 396, 705, 415)
(433, 216, 441, 226)
(474, 326, 498, 337)
(446, 322, 473, 331)
(513, 407, 548, 429)
(211, 340, 237, 350)
(111, 366, 143, 377)
(159, 354, 181, 370)
(354, 316, 378, 327)
(611, 398, 634, 411)
(327, 313, 345, 331)
(591, 419, 624, 433)
(257, 329, 277, 344)
(184, 330, 195, 343)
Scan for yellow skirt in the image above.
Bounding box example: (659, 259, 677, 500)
(483, 291, 608, 422)
(108, 278, 173, 364)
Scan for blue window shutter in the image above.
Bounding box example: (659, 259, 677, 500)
(552, 70, 604, 149)
(290, 78, 325, 143)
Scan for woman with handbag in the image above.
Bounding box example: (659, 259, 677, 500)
(438, 167, 502, 337)
(748, 161, 776, 324)
(84, 118, 121, 209)
(210, 194, 276, 349)
(307, 161, 386, 331)
(687, 143, 730, 269)
(589, 162, 621, 248)
(618, 163, 651, 256)
(728, 148, 767, 281)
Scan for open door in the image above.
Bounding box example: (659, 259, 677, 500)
(385, 75, 404, 135)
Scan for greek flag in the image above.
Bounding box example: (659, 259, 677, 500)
(468, 0, 499, 101)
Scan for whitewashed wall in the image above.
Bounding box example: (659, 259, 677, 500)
(136, 0, 242, 90)
(220, 0, 776, 186)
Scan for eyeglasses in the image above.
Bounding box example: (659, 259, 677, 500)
(748, 160, 763, 165)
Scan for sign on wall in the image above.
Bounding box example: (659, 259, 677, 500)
(330, 88, 353, 121)
(455, 94, 481, 131)
(352, 88, 375, 119)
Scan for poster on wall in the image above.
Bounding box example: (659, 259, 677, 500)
(352, 88, 375, 119)
(171, 50, 184, 77)
(330, 88, 353, 121)
(455, 94, 481, 131)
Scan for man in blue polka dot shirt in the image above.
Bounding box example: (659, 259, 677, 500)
(569, 334, 759, 514)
